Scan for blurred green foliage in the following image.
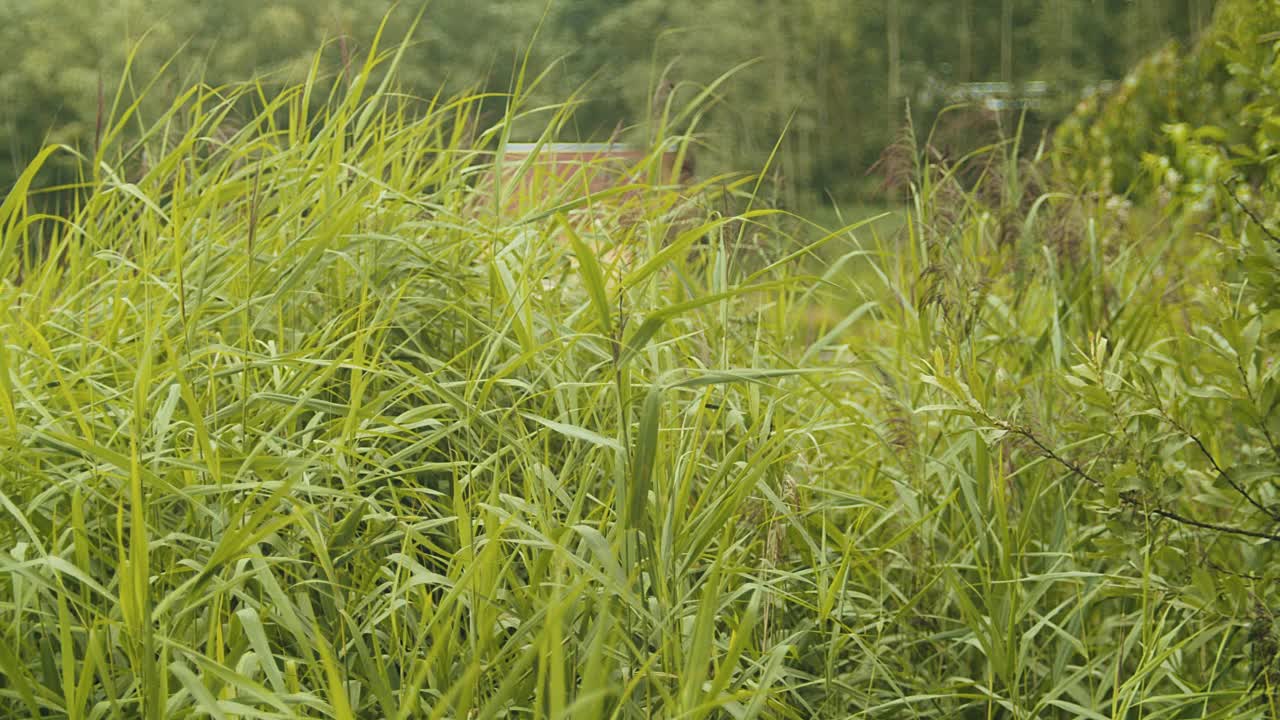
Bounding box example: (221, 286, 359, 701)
(1055, 0, 1280, 311)
(1055, 0, 1279, 203)
(1, 0, 1214, 207)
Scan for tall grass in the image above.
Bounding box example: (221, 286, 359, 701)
(1, 32, 1276, 720)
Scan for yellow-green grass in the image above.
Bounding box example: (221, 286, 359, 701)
(0, 31, 1276, 720)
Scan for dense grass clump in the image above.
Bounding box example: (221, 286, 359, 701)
(1, 38, 1278, 720)
(0, 44, 862, 719)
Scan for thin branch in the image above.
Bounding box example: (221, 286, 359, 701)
(1146, 504, 1280, 543)
(1234, 355, 1280, 465)
(1220, 180, 1280, 466)
(998, 420, 1280, 544)
(1160, 411, 1280, 523)
(1205, 559, 1267, 582)
(1003, 423, 1103, 490)
(1224, 177, 1280, 247)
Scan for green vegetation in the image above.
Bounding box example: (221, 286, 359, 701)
(1, 1, 1278, 718)
(1055, 0, 1279, 204)
(1, 0, 1214, 207)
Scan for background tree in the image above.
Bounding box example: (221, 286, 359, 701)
(0, 0, 1216, 208)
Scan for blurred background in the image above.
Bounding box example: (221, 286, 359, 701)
(0, 0, 1214, 212)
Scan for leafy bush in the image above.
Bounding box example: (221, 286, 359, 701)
(1054, 0, 1280, 214)
(808, 117, 1280, 715)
